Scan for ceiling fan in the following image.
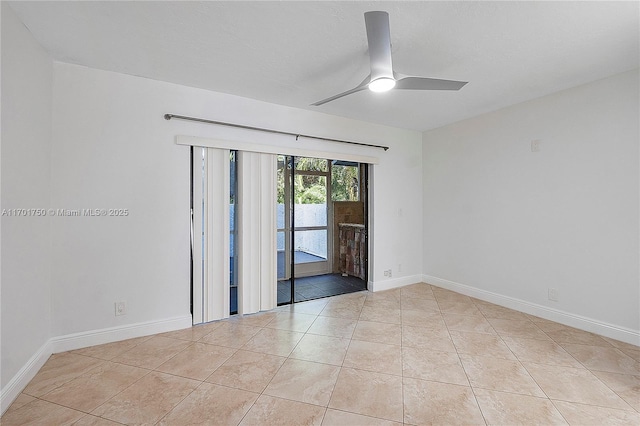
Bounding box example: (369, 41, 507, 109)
(312, 11, 467, 106)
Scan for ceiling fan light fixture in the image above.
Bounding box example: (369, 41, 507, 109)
(311, 11, 467, 106)
(368, 77, 396, 92)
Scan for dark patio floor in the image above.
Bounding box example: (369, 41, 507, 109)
(277, 250, 326, 279)
(277, 273, 367, 304)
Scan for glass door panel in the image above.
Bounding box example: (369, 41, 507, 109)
(230, 151, 238, 314)
(276, 155, 291, 282)
(293, 165, 329, 277)
(295, 157, 328, 172)
(293, 176, 327, 227)
(277, 230, 287, 280)
(277, 155, 333, 305)
(294, 229, 327, 261)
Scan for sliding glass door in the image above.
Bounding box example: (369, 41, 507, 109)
(277, 156, 331, 282)
(192, 144, 370, 318)
(278, 156, 344, 304)
(293, 157, 331, 277)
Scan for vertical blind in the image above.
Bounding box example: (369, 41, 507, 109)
(184, 134, 379, 324)
(193, 148, 277, 324)
(192, 148, 231, 324)
(237, 151, 277, 314)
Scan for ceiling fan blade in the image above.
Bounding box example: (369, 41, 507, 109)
(364, 11, 394, 80)
(313, 11, 468, 106)
(311, 75, 370, 106)
(395, 76, 468, 91)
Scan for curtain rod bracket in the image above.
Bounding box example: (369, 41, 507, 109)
(164, 113, 389, 151)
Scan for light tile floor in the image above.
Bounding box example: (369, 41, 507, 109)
(3, 283, 639, 425)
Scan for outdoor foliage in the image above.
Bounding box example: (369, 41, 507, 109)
(277, 157, 359, 204)
(331, 164, 359, 202)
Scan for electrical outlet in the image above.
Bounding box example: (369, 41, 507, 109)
(384, 269, 392, 277)
(398, 263, 402, 273)
(531, 139, 541, 152)
(115, 301, 127, 316)
(548, 288, 558, 302)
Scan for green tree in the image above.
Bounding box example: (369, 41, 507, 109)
(277, 156, 360, 204)
(331, 164, 359, 201)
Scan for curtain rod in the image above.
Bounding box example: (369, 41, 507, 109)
(164, 113, 389, 151)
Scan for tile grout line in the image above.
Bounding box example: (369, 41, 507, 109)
(441, 294, 489, 426)
(478, 300, 638, 419)
(33, 356, 156, 423)
(499, 315, 638, 414)
(476, 298, 565, 423)
(6, 286, 639, 424)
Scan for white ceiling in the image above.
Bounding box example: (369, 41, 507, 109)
(8, 1, 639, 131)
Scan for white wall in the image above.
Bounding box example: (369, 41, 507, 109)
(1, 3, 53, 391)
(50, 62, 423, 337)
(423, 69, 639, 342)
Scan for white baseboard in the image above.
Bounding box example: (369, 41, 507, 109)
(1, 314, 192, 415)
(369, 274, 422, 292)
(0, 340, 52, 415)
(50, 315, 193, 353)
(423, 274, 640, 346)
